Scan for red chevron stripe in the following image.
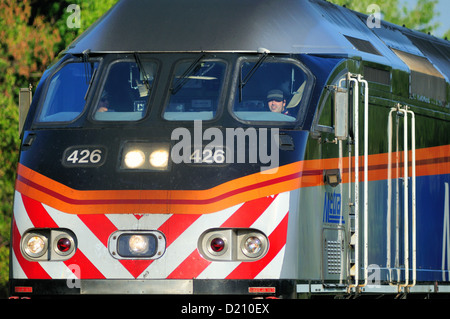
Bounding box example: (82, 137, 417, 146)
(64, 250, 105, 279)
(167, 250, 211, 279)
(225, 212, 289, 279)
(18, 193, 282, 280)
(166, 195, 278, 279)
(158, 214, 202, 247)
(22, 195, 58, 228)
(77, 214, 148, 278)
(220, 195, 278, 228)
(77, 213, 202, 278)
(19, 197, 107, 279)
(77, 214, 116, 247)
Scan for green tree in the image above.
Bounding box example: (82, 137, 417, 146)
(444, 29, 450, 40)
(0, 0, 62, 297)
(329, 0, 445, 36)
(0, 0, 118, 298)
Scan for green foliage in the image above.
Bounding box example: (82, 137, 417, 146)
(444, 29, 450, 40)
(47, 0, 120, 52)
(329, 0, 444, 35)
(0, 0, 61, 298)
(0, 0, 118, 298)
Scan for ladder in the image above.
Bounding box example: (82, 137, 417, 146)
(387, 104, 417, 291)
(346, 73, 369, 291)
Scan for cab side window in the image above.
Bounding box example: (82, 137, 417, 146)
(232, 58, 310, 123)
(37, 61, 98, 123)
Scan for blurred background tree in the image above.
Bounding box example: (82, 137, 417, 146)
(0, 0, 118, 297)
(329, 0, 447, 36)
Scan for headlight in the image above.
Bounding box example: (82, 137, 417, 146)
(23, 234, 47, 258)
(121, 142, 170, 171)
(109, 230, 166, 259)
(241, 235, 264, 258)
(124, 149, 145, 168)
(149, 149, 169, 168)
(128, 235, 149, 254)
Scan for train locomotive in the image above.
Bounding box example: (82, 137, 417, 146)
(10, 0, 450, 298)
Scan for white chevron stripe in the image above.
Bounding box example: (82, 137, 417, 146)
(197, 193, 290, 279)
(196, 261, 241, 279)
(13, 189, 288, 281)
(255, 246, 286, 279)
(44, 205, 133, 279)
(10, 251, 27, 279)
(141, 203, 241, 279)
(13, 192, 34, 234)
(250, 192, 289, 234)
(106, 213, 171, 230)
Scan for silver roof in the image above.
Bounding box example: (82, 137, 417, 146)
(67, 0, 343, 54)
(66, 0, 449, 79)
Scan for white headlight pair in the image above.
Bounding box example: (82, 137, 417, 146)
(122, 143, 170, 170)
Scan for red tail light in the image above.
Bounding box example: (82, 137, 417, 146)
(210, 237, 225, 252)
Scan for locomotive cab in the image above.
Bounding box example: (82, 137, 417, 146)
(11, 0, 450, 298)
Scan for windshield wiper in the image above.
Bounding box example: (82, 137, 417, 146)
(84, 67, 97, 101)
(81, 49, 98, 101)
(171, 53, 206, 95)
(239, 52, 268, 102)
(134, 52, 151, 94)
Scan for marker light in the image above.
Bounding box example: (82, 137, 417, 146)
(149, 149, 169, 168)
(210, 237, 225, 253)
(124, 149, 145, 168)
(56, 237, 72, 253)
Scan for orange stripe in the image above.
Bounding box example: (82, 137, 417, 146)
(15, 162, 304, 214)
(15, 145, 450, 215)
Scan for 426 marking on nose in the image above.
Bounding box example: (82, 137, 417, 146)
(62, 146, 106, 167)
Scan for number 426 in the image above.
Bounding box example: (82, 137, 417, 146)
(64, 147, 105, 166)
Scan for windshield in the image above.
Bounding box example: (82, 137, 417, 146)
(163, 59, 226, 121)
(37, 61, 98, 123)
(94, 60, 158, 121)
(233, 58, 310, 122)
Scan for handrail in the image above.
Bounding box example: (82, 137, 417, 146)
(398, 107, 410, 288)
(406, 108, 416, 288)
(387, 107, 397, 286)
(387, 108, 392, 280)
(359, 75, 369, 288)
(347, 73, 369, 290)
(348, 75, 359, 290)
(387, 105, 416, 290)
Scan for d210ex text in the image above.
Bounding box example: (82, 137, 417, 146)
(225, 303, 269, 314)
